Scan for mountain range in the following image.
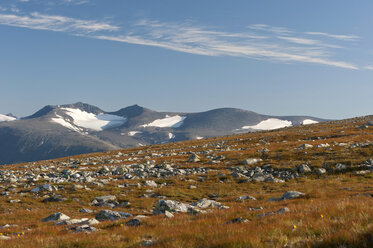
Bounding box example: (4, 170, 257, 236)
(0, 102, 326, 165)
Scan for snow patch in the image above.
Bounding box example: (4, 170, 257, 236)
(242, 118, 292, 130)
(62, 108, 126, 131)
(51, 115, 82, 132)
(141, 115, 186, 128)
(196, 136, 204, 140)
(302, 119, 318, 125)
(168, 133, 175, 139)
(0, 114, 16, 122)
(128, 131, 142, 136)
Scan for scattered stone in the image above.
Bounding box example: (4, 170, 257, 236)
(356, 170, 371, 175)
(315, 168, 326, 175)
(243, 158, 262, 165)
(235, 195, 257, 201)
(164, 211, 174, 218)
(226, 217, 249, 224)
(91, 195, 118, 208)
(190, 198, 225, 209)
(144, 180, 158, 187)
(71, 225, 98, 233)
(79, 208, 93, 213)
(248, 207, 263, 211)
(30, 184, 57, 193)
(42, 195, 67, 202)
(297, 164, 311, 173)
(79, 218, 100, 225)
(258, 207, 290, 217)
(126, 215, 148, 227)
(268, 191, 305, 202)
(298, 144, 313, 149)
(0, 224, 18, 229)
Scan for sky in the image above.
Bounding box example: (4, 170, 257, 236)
(0, 0, 372, 119)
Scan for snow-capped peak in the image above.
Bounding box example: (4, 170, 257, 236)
(0, 114, 16, 122)
(51, 108, 126, 132)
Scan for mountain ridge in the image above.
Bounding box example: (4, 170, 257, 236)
(0, 102, 328, 165)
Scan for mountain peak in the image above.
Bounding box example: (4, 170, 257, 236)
(59, 102, 103, 115)
(111, 104, 152, 118)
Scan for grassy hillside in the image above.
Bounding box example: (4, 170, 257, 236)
(0, 116, 372, 248)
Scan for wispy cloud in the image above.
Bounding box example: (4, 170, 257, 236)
(0, 9, 361, 70)
(0, 12, 118, 32)
(364, 65, 373, 71)
(92, 20, 358, 70)
(305, 31, 359, 41)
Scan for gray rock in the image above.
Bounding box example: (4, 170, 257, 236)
(126, 218, 142, 226)
(79, 208, 93, 213)
(91, 195, 118, 208)
(31, 184, 57, 193)
(268, 191, 305, 202)
(80, 218, 100, 225)
(144, 180, 158, 187)
(42, 212, 70, 222)
(298, 164, 311, 173)
(42, 195, 67, 202)
(95, 210, 132, 221)
(258, 207, 290, 217)
(276, 207, 290, 213)
(56, 218, 87, 226)
(315, 168, 326, 175)
(335, 163, 347, 171)
(281, 191, 305, 200)
(298, 144, 313, 149)
(71, 225, 98, 233)
(153, 199, 189, 215)
(190, 198, 228, 209)
(248, 206, 263, 211)
(188, 154, 201, 163)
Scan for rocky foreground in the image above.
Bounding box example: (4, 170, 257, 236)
(0, 116, 372, 247)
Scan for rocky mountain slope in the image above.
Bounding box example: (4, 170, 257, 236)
(0, 115, 371, 247)
(0, 102, 325, 165)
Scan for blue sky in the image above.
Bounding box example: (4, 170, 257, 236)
(0, 0, 372, 119)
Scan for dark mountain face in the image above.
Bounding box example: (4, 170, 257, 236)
(0, 102, 327, 165)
